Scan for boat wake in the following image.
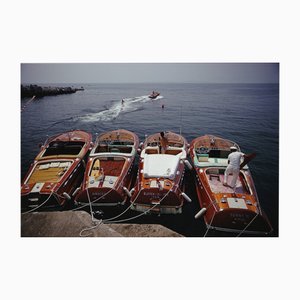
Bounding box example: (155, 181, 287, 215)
(77, 95, 163, 122)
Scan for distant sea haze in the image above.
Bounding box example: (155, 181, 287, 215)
(21, 82, 279, 236)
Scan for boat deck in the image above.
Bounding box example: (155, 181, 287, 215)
(26, 161, 72, 184)
(206, 173, 250, 194)
(97, 130, 135, 143)
(91, 130, 137, 156)
(90, 158, 125, 177)
(146, 132, 185, 147)
(194, 135, 238, 150)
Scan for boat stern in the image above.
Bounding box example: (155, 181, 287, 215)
(130, 186, 184, 215)
(206, 206, 273, 236)
(75, 187, 126, 207)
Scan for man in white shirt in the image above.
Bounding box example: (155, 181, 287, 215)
(223, 146, 245, 190)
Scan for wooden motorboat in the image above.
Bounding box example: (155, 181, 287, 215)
(130, 131, 191, 214)
(189, 134, 273, 235)
(21, 130, 93, 211)
(75, 129, 139, 207)
(149, 91, 160, 99)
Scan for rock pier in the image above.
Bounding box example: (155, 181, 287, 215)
(21, 84, 84, 98)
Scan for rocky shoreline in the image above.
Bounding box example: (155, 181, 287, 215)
(21, 211, 183, 237)
(21, 84, 84, 98)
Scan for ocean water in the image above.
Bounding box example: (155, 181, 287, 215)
(21, 83, 279, 237)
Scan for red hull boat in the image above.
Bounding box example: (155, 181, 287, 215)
(189, 135, 273, 235)
(149, 91, 160, 99)
(75, 129, 139, 207)
(21, 130, 93, 211)
(130, 131, 192, 214)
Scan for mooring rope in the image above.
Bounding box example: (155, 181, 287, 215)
(78, 185, 143, 236)
(203, 211, 216, 237)
(21, 191, 58, 214)
(72, 167, 131, 211)
(102, 188, 143, 223)
(104, 184, 174, 224)
(71, 187, 116, 211)
(79, 189, 103, 237)
(236, 213, 259, 237)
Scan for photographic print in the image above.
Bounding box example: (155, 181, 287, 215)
(20, 63, 279, 237)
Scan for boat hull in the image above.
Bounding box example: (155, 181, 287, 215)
(207, 209, 272, 234)
(74, 129, 139, 208)
(190, 135, 273, 235)
(131, 187, 184, 214)
(130, 131, 188, 215)
(75, 158, 136, 207)
(194, 178, 272, 235)
(149, 92, 160, 99)
(75, 187, 126, 206)
(21, 130, 92, 211)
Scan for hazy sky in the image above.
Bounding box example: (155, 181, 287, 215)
(21, 63, 279, 84)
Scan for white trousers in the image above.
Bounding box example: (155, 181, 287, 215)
(224, 165, 239, 188)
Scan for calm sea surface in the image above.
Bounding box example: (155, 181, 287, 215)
(21, 83, 279, 237)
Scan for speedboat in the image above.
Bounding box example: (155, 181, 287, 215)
(149, 91, 160, 99)
(130, 131, 192, 214)
(189, 134, 273, 235)
(21, 130, 93, 211)
(75, 129, 139, 207)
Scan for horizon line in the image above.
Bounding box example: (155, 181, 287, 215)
(21, 81, 279, 85)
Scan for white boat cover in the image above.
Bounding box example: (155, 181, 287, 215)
(143, 154, 180, 179)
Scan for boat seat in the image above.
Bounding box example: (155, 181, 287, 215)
(165, 149, 182, 155)
(96, 146, 108, 153)
(118, 146, 132, 153)
(198, 154, 209, 162)
(143, 154, 180, 179)
(209, 174, 220, 181)
(145, 148, 159, 154)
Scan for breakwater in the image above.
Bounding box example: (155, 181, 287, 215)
(21, 84, 84, 98)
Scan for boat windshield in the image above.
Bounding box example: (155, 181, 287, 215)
(42, 141, 85, 156)
(94, 142, 133, 154)
(196, 147, 230, 159)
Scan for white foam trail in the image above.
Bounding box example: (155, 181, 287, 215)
(78, 95, 163, 122)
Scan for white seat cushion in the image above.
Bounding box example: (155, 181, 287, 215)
(143, 154, 180, 179)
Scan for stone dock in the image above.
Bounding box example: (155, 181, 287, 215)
(21, 84, 84, 98)
(21, 211, 183, 237)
